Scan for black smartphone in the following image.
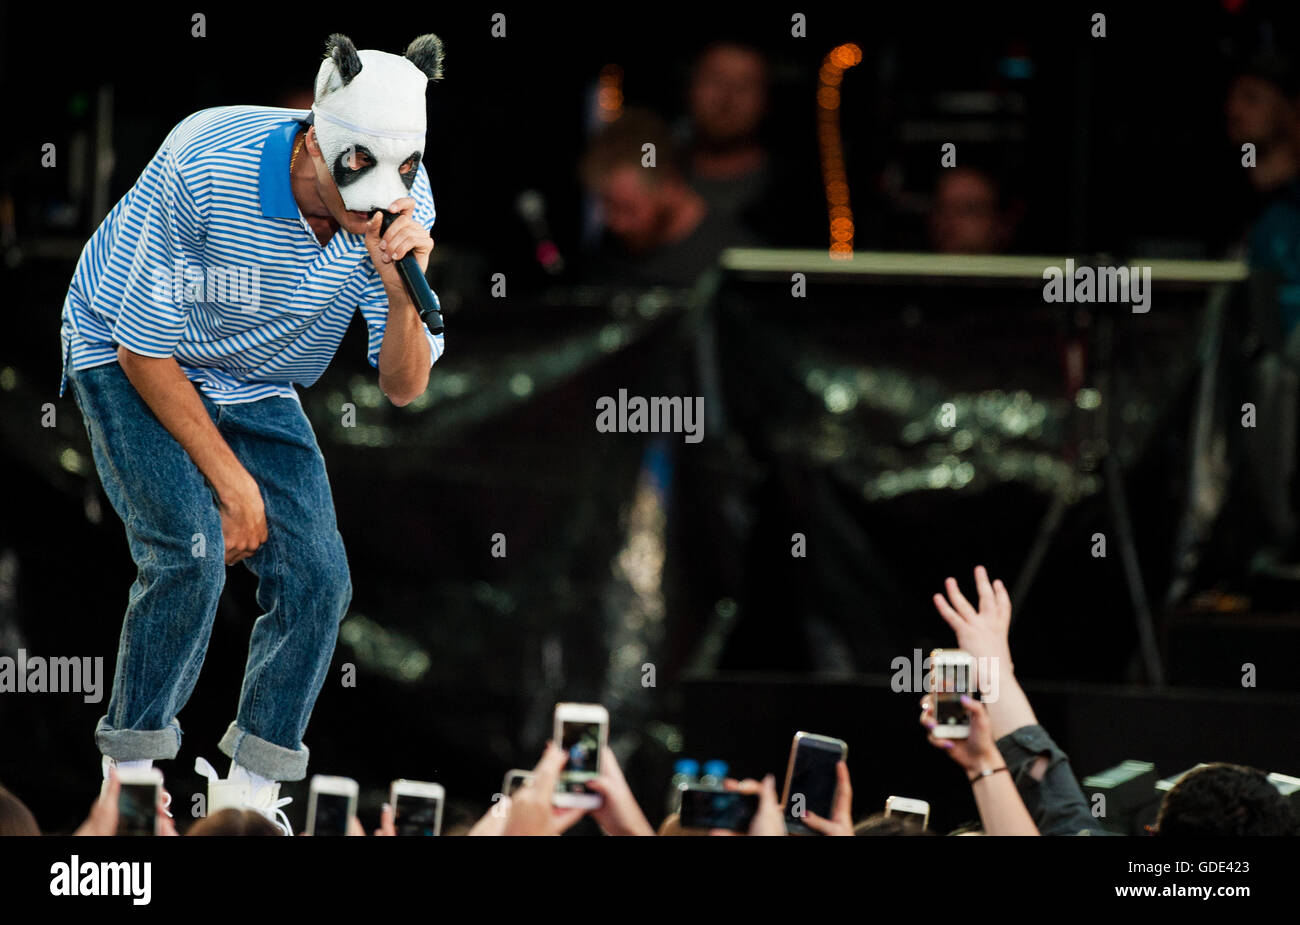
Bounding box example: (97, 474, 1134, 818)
(306, 775, 358, 837)
(678, 786, 759, 832)
(115, 771, 161, 836)
(390, 780, 444, 836)
(781, 732, 848, 835)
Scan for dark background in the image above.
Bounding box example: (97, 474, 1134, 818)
(2, 1, 1299, 835)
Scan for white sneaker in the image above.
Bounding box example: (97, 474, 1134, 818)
(195, 757, 293, 835)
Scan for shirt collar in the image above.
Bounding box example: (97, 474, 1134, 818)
(259, 114, 309, 219)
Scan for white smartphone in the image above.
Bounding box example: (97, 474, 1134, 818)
(780, 731, 848, 835)
(502, 768, 534, 798)
(884, 795, 931, 829)
(306, 775, 358, 836)
(115, 768, 163, 836)
(552, 702, 608, 809)
(930, 648, 975, 738)
(389, 779, 444, 836)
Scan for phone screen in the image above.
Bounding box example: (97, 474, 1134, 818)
(311, 791, 352, 836)
(786, 740, 843, 825)
(679, 789, 758, 832)
(116, 782, 157, 836)
(934, 661, 971, 727)
(557, 720, 603, 793)
(393, 794, 441, 836)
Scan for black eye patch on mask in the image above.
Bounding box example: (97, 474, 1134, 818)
(399, 152, 422, 191)
(333, 144, 377, 187)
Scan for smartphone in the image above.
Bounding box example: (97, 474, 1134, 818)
(678, 786, 759, 832)
(389, 779, 444, 836)
(884, 795, 931, 830)
(781, 732, 848, 835)
(552, 702, 608, 809)
(502, 768, 534, 797)
(116, 768, 163, 836)
(306, 775, 358, 836)
(930, 649, 975, 738)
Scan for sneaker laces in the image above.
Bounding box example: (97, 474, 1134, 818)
(246, 784, 294, 836)
(268, 797, 294, 836)
(195, 756, 293, 835)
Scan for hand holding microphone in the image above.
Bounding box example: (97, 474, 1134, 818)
(365, 199, 444, 334)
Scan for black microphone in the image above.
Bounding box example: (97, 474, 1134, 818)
(374, 209, 444, 334)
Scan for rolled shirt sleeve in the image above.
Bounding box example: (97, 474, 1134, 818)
(995, 724, 1111, 836)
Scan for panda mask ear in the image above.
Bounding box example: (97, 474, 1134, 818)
(327, 33, 363, 82)
(405, 34, 445, 80)
(316, 33, 363, 101)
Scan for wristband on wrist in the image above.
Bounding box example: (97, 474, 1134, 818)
(968, 766, 1009, 784)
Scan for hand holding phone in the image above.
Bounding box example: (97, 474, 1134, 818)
(389, 780, 444, 836)
(929, 649, 974, 738)
(583, 746, 655, 836)
(307, 775, 358, 836)
(780, 732, 848, 835)
(501, 768, 534, 797)
(678, 786, 759, 833)
(115, 768, 164, 837)
(719, 775, 787, 836)
(552, 702, 607, 810)
(502, 741, 589, 836)
(920, 692, 1002, 775)
(798, 759, 854, 836)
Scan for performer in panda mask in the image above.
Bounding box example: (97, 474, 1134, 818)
(57, 33, 445, 833)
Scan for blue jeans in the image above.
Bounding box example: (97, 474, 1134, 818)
(67, 361, 351, 781)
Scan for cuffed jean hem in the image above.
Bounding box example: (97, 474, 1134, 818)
(95, 717, 183, 761)
(218, 722, 310, 781)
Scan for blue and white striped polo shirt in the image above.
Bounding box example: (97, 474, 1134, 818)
(59, 105, 444, 404)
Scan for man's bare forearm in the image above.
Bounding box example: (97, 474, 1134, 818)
(115, 345, 254, 497)
(376, 284, 431, 406)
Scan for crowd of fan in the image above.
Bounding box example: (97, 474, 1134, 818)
(1, 565, 1294, 837)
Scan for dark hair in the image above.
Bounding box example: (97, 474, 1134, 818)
(0, 784, 41, 836)
(854, 812, 935, 836)
(692, 40, 770, 83)
(1155, 763, 1297, 836)
(1232, 51, 1299, 98)
(579, 108, 685, 188)
(187, 808, 284, 837)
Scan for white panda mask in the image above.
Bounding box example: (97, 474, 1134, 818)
(311, 33, 444, 213)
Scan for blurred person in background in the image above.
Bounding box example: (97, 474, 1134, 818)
(682, 40, 825, 247)
(927, 166, 1021, 255)
(1226, 52, 1300, 247)
(580, 107, 759, 289)
(685, 42, 772, 226)
(1235, 53, 1300, 577)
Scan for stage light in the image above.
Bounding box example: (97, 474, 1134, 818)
(597, 64, 624, 123)
(818, 43, 862, 259)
